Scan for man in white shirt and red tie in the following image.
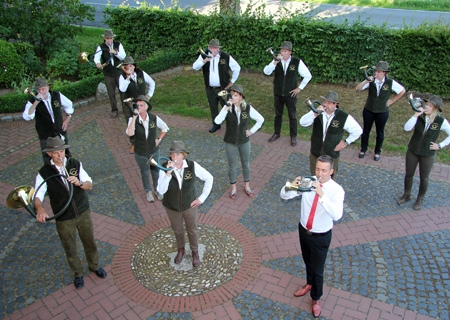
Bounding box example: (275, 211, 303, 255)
(280, 155, 344, 318)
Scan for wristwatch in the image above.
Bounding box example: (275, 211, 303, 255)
(79, 181, 84, 187)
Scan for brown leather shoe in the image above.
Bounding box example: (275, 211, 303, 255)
(294, 284, 312, 297)
(192, 250, 200, 268)
(174, 248, 185, 264)
(312, 300, 321, 318)
(414, 196, 424, 210)
(268, 133, 280, 143)
(129, 145, 134, 154)
(397, 194, 411, 205)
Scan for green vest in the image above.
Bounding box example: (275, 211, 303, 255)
(273, 56, 301, 96)
(30, 91, 64, 140)
(310, 109, 349, 158)
(162, 160, 197, 212)
(408, 114, 444, 156)
(38, 157, 90, 221)
(364, 78, 393, 113)
(223, 104, 250, 145)
(201, 52, 231, 88)
(123, 69, 147, 99)
(133, 112, 158, 156)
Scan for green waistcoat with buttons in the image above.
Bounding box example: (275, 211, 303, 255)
(408, 114, 444, 157)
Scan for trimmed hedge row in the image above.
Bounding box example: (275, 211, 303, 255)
(0, 51, 186, 113)
(105, 6, 450, 96)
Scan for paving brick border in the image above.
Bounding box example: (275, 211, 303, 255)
(111, 215, 261, 313)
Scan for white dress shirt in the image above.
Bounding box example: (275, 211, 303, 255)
(214, 104, 265, 134)
(34, 158, 92, 202)
(119, 70, 156, 97)
(361, 77, 404, 95)
(299, 110, 362, 144)
(404, 115, 450, 149)
(126, 115, 169, 138)
(280, 178, 344, 233)
(263, 56, 312, 90)
(93, 43, 126, 66)
(157, 160, 213, 204)
(192, 53, 241, 87)
(23, 93, 73, 121)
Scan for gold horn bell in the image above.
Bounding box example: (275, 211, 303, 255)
(6, 186, 35, 209)
(78, 51, 90, 64)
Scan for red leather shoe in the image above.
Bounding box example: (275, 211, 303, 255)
(294, 284, 312, 297)
(312, 300, 321, 318)
(174, 248, 185, 264)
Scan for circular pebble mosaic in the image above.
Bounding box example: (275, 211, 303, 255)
(131, 224, 243, 296)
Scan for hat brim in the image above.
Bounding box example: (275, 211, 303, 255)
(320, 96, 338, 103)
(424, 99, 443, 112)
(169, 149, 189, 154)
(372, 66, 390, 72)
(42, 144, 70, 152)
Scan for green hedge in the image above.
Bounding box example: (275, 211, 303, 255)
(105, 6, 450, 95)
(0, 51, 186, 113)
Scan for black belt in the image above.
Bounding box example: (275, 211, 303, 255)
(302, 225, 331, 236)
(209, 86, 221, 89)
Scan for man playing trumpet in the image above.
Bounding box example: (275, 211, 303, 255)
(300, 91, 362, 176)
(280, 155, 344, 318)
(119, 56, 156, 153)
(22, 78, 73, 164)
(192, 39, 241, 133)
(93, 29, 126, 118)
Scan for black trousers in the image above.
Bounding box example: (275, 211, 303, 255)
(298, 223, 332, 300)
(361, 108, 390, 154)
(273, 94, 298, 138)
(205, 86, 222, 125)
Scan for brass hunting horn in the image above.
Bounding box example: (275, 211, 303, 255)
(304, 97, 322, 114)
(24, 87, 42, 101)
(360, 65, 374, 81)
(284, 176, 317, 192)
(408, 93, 425, 112)
(78, 48, 111, 68)
(6, 173, 74, 221)
(266, 47, 280, 61)
(147, 156, 173, 172)
(198, 47, 212, 59)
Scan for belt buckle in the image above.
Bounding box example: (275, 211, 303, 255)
(306, 230, 312, 235)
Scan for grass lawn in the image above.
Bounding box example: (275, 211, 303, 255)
(291, 0, 450, 12)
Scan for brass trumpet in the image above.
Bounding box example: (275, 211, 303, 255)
(266, 47, 280, 61)
(408, 93, 425, 113)
(304, 97, 322, 114)
(24, 87, 42, 101)
(360, 65, 374, 81)
(147, 156, 173, 172)
(198, 47, 212, 59)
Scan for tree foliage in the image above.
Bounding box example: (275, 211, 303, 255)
(0, 0, 94, 59)
(220, 0, 240, 15)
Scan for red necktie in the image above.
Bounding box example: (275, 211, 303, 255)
(306, 194, 319, 230)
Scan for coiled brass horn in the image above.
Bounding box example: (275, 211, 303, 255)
(408, 93, 425, 112)
(6, 173, 74, 221)
(198, 47, 212, 59)
(266, 47, 280, 61)
(78, 48, 111, 68)
(360, 65, 374, 81)
(304, 97, 322, 114)
(24, 87, 42, 101)
(218, 90, 232, 106)
(147, 156, 173, 172)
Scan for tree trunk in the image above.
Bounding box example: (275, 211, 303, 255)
(220, 0, 240, 15)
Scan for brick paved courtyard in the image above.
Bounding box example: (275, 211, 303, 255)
(1, 98, 449, 320)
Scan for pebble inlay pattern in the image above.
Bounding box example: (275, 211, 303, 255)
(131, 225, 243, 296)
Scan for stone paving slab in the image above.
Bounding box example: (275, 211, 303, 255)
(0, 99, 449, 320)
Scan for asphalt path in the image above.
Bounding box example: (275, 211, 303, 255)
(80, 0, 450, 29)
